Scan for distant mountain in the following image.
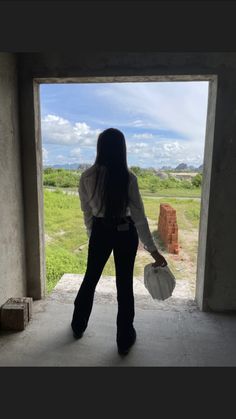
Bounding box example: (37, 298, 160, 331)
(49, 163, 79, 170)
(175, 163, 188, 171)
(159, 165, 173, 170)
(173, 163, 203, 172)
(43, 162, 204, 172)
(43, 163, 91, 170)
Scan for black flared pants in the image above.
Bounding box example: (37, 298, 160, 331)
(71, 216, 139, 335)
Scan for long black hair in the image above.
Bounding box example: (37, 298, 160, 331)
(90, 128, 130, 218)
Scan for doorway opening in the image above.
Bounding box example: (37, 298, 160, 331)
(36, 76, 217, 309)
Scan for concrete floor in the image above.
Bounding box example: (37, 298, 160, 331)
(1, 275, 236, 366)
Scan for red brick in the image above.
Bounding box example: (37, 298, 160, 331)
(157, 203, 179, 254)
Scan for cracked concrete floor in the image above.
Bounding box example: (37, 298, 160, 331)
(1, 275, 236, 366)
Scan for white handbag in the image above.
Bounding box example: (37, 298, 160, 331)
(144, 263, 176, 300)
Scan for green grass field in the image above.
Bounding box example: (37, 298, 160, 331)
(141, 188, 201, 198)
(44, 188, 201, 293)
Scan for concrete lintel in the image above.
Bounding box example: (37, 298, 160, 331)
(34, 75, 215, 84)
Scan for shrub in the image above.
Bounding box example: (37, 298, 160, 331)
(43, 168, 81, 188)
(130, 166, 143, 176)
(44, 167, 54, 174)
(191, 173, 202, 187)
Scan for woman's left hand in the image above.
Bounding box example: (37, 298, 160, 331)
(150, 250, 168, 268)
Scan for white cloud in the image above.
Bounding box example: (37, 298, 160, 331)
(131, 120, 145, 128)
(56, 154, 66, 161)
(126, 138, 203, 168)
(41, 82, 208, 168)
(96, 82, 209, 144)
(41, 114, 100, 146)
(51, 153, 80, 165)
(132, 133, 154, 140)
(42, 147, 48, 163)
(70, 147, 81, 158)
(73, 122, 90, 137)
(163, 141, 185, 152)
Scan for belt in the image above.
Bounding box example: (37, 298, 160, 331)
(93, 216, 133, 225)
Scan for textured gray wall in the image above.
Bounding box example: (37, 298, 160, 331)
(0, 53, 26, 306)
(203, 70, 236, 311)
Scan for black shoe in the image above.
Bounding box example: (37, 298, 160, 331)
(118, 346, 130, 356)
(71, 322, 84, 340)
(117, 328, 136, 355)
(73, 330, 84, 340)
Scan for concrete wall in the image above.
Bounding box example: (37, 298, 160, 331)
(17, 52, 236, 311)
(0, 53, 26, 306)
(202, 70, 236, 311)
(17, 75, 45, 300)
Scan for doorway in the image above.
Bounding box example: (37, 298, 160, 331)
(35, 76, 217, 308)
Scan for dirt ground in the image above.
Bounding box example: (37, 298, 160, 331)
(136, 216, 198, 299)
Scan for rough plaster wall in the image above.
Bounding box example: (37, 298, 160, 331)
(196, 79, 217, 310)
(0, 53, 26, 306)
(203, 71, 236, 311)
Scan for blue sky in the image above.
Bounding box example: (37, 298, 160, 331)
(40, 81, 209, 169)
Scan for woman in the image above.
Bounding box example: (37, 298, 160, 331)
(71, 128, 167, 355)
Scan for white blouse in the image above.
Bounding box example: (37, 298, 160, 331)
(78, 165, 157, 253)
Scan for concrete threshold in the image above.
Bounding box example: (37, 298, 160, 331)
(0, 275, 236, 366)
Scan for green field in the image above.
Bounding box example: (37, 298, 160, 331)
(44, 187, 201, 293)
(43, 167, 202, 193)
(141, 188, 201, 198)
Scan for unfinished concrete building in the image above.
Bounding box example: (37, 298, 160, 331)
(0, 52, 236, 366)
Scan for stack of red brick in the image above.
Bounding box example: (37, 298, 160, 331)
(157, 203, 179, 254)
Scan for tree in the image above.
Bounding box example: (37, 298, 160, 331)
(130, 166, 142, 176)
(191, 173, 202, 187)
(44, 167, 54, 174)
